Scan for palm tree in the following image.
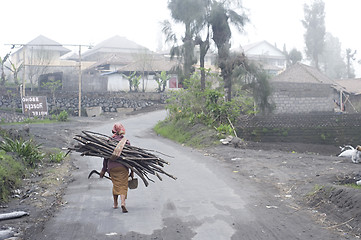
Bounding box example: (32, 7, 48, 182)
(163, 0, 206, 84)
(209, 0, 248, 101)
(194, 0, 212, 91)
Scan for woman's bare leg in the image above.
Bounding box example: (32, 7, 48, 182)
(120, 194, 128, 213)
(113, 195, 119, 209)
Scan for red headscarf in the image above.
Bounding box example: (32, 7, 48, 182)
(112, 123, 125, 136)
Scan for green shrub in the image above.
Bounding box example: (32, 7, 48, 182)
(23, 118, 33, 124)
(49, 150, 66, 163)
(166, 72, 255, 136)
(57, 110, 68, 122)
(0, 137, 44, 167)
(216, 124, 233, 135)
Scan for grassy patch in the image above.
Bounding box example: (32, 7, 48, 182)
(0, 118, 57, 125)
(306, 184, 325, 198)
(0, 150, 26, 202)
(343, 183, 361, 189)
(44, 148, 67, 163)
(0, 108, 23, 113)
(154, 118, 221, 149)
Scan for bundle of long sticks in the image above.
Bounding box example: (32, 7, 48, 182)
(68, 130, 177, 187)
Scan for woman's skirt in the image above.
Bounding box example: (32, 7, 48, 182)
(109, 166, 129, 198)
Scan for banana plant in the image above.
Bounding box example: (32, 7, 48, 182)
(6, 59, 23, 85)
(0, 53, 10, 86)
(155, 71, 170, 92)
(122, 71, 141, 92)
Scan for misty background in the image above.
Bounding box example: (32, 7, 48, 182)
(1, 0, 360, 76)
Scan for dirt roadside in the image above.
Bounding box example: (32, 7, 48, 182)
(1, 106, 361, 239)
(206, 141, 361, 238)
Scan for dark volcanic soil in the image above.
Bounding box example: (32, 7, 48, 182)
(1, 106, 361, 239)
(207, 141, 361, 238)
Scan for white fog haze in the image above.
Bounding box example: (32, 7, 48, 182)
(1, 0, 360, 75)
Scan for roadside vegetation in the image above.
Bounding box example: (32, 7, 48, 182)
(154, 71, 262, 148)
(0, 126, 67, 202)
(155, 0, 273, 148)
(0, 109, 69, 125)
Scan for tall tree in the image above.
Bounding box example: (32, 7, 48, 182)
(232, 56, 274, 114)
(166, 0, 206, 82)
(302, 0, 325, 70)
(194, 0, 211, 91)
(283, 45, 303, 67)
(195, 30, 210, 91)
(319, 33, 347, 79)
(288, 48, 303, 66)
(209, 0, 248, 101)
(346, 48, 356, 79)
(161, 19, 184, 85)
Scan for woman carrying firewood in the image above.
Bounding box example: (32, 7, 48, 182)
(99, 122, 134, 213)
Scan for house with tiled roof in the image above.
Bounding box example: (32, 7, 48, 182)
(10, 35, 75, 89)
(82, 35, 178, 92)
(82, 35, 149, 62)
(11, 35, 71, 66)
(269, 63, 340, 114)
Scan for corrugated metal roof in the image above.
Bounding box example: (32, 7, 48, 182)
(334, 78, 361, 95)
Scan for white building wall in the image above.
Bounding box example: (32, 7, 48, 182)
(108, 75, 129, 92)
(246, 42, 283, 57)
(107, 74, 165, 92)
(142, 75, 158, 92)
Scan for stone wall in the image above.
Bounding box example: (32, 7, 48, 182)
(0, 90, 166, 122)
(271, 82, 335, 114)
(0, 111, 27, 123)
(237, 113, 361, 146)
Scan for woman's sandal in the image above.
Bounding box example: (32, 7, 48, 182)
(121, 206, 128, 213)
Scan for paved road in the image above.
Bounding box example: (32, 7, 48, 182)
(33, 110, 348, 240)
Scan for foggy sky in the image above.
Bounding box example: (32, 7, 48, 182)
(1, 0, 360, 76)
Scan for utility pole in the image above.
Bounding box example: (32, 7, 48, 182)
(78, 45, 82, 117)
(22, 45, 26, 96)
